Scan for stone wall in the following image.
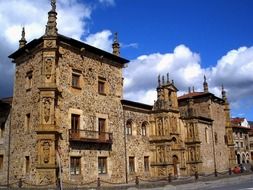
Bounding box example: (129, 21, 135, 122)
(56, 44, 126, 183)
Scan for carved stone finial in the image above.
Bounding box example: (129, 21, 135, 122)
(19, 27, 27, 48)
(112, 32, 120, 56)
(166, 73, 169, 84)
(203, 75, 208, 93)
(222, 84, 227, 101)
(162, 75, 165, 85)
(188, 87, 191, 93)
(192, 86, 195, 92)
(45, 0, 58, 36)
(51, 0, 56, 12)
(158, 74, 161, 87)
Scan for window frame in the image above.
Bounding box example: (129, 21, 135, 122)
(25, 156, 30, 174)
(144, 156, 149, 172)
(98, 77, 106, 95)
(71, 114, 80, 131)
(70, 157, 81, 175)
(126, 120, 133, 135)
(72, 70, 81, 89)
(0, 155, 3, 171)
(129, 157, 135, 173)
(98, 157, 107, 174)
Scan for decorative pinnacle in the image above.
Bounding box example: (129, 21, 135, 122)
(51, 0, 56, 12)
(158, 74, 161, 87)
(166, 73, 169, 84)
(19, 27, 27, 48)
(162, 75, 165, 85)
(114, 32, 118, 43)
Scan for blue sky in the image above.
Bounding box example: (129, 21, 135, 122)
(0, 0, 252, 120)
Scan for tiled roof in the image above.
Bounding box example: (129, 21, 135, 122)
(178, 92, 207, 100)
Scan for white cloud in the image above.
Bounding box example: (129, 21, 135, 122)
(123, 45, 253, 119)
(85, 30, 113, 52)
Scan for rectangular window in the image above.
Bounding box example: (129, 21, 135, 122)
(25, 156, 30, 174)
(129, 157, 135, 173)
(26, 71, 33, 90)
(144, 156, 149, 172)
(70, 157, 81, 175)
(0, 155, 3, 170)
(98, 77, 106, 95)
(72, 73, 80, 88)
(98, 157, 107, 174)
(26, 113, 31, 132)
(0, 123, 4, 138)
(71, 114, 80, 131)
(241, 142, 244, 148)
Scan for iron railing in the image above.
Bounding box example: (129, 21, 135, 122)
(69, 129, 113, 144)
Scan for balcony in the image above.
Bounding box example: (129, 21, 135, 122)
(69, 129, 113, 144)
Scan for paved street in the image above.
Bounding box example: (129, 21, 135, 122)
(205, 179, 253, 190)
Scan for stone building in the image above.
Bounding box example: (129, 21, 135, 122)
(0, 0, 236, 187)
(231, 117, 251, 164)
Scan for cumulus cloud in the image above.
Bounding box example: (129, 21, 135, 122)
(124, 45, 253, 118)
(0, 0, 91, 98)
(85, 30, 113, 52)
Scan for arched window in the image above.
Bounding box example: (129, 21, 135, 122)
(141, 122, 148, 136)
(126, 119, 133, 135)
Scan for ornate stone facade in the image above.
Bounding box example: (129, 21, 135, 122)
(0, 1, 236, 187)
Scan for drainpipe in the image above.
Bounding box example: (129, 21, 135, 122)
(123, 109, 128, 183)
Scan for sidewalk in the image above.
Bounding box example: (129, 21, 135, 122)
(97, 172, 253, 190)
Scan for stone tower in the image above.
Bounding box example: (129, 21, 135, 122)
(151, 74, 186, 177)
(222, 85, 236, 167)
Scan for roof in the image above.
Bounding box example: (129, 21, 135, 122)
(231, 117, 251, 129)
(231, 117, 245, 124)
(178, 92, 207, 100)
(178, 91, 224, 103)
(0, 97, 13, 105)
(9, 34, 129, 65)
(121, 99, 153, 111)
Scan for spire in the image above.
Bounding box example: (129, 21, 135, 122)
(162, 75, 165, 85)
(45, 0, 58, 36)
(19, 27, 27, 48)
(158, 74, 161, 87)
(222, 84, 227, 101)
(166, 73, 170, 84)
(203, 75, 208, 92)
(112, 32, 120, 56)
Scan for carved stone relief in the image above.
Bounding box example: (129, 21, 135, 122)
(44, 57, 54, 79)
(42, 141, 51, 164)
(158, 167, 166, 176)
(42, 97, 52, 123)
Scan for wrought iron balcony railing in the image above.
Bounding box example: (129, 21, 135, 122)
(69, 129, 113, 144)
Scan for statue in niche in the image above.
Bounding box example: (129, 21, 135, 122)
(42, 141, 51, 164)
(157, 118, 163, 136)
(44, 58, 53, 79)
(189, 148, 194, 161)
(158, 146, 165, 163)
(43, 98, 51, 123)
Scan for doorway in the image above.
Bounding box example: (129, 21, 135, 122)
(172, 155, 179, 176)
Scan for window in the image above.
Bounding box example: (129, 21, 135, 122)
(25, 113, 31, 132)
(240, 132, 243, 138)
(144, 156, 149, 172)
(141, 122, 147, 136)
(71, 114, 80, 131)
(98, 157, 107, 174)
(72, 73, 80, 88)
(126, 120, 132, 135)
(70, 157, 81, 175)
(26, 71, 33, 90)
(0, 155, 3, 170)
(25, 156, 30, 174)
(98, 118, 106, 134)
(129, 157, 135, 173)
(214, 132, 218, 144)
(241, 142, 244, 148)
(98, 77, 106, 95)
(224, 135, 228, 145)
(0, 123, 4, 138)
